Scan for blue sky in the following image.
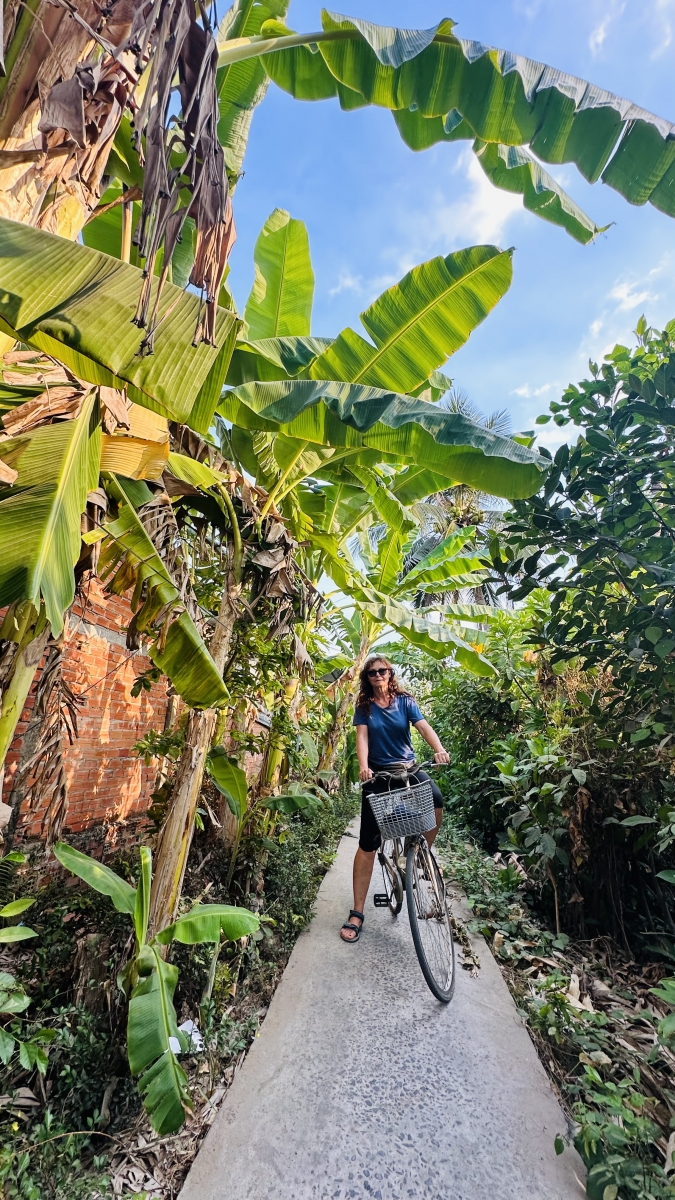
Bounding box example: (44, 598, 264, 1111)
(225, 0, 675, 448)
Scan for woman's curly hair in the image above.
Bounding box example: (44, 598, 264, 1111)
(355, 655, 413, 716)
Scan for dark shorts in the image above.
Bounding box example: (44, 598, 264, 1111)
(359, 769, 444, 853)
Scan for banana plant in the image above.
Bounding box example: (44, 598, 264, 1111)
(315, 524, 497, 770)
(0, 217, 243, 777)
(53, 841, 259, 1135)
(207, 744, 328, 884)
(222, 206, 544, 519)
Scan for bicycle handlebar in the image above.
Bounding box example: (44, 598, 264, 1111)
(370, 759, 442, 780)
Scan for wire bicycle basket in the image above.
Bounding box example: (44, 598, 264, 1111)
(368, 779, 436, 840)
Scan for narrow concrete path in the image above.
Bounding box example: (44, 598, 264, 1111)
(180, 822, 585, 1200)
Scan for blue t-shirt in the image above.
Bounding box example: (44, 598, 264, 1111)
(353, 694, 425, 770)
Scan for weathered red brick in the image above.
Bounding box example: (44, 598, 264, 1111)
(4, 580, 171, 852)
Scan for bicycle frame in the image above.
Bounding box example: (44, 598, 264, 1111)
(370, 761, 455, 1002)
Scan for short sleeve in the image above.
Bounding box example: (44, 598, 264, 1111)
(406, 696, 424, 724)
(353, 707, 368, 726)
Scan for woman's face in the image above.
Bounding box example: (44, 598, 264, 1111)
(367, 660, 391, 693)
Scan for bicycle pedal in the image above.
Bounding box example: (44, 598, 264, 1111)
(373, 894, 390, 907)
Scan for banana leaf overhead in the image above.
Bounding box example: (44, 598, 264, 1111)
(217, 214, 543, 501)
(216, 0, 292, 186)
(218, 8, 675, 234)
(244, 207, 315, 339)
(0, 218, 240, 432)
(220, 378, 542, 499)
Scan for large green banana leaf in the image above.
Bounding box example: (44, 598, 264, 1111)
(308, 245, 512, 393)
(54, 842, 137, 913)
(396, 530, 486, 594)
(99, 483, 229, 709)
(159, 903, 259, 945)
(217, 0, 291, 183)
(293, 476, 375, 542)
(322, 539, 495, 673)
(206, 749, 249, 817)
(219, 379, 543, 499)
(392, 114, 600, 244)
(165, 451, 228, 493)
(389, 465, 453, 505)
(0, 395, 100, 633)
(255, 10, 675, 220)
(0, 219, 240, 431)
(473, 141, 603, 245)
(226, 336, 333, 384)
(360, 597, 496, 672)
(374, 528, 405, 593)
(128, 947, 190, 1135)
(244, 208, 314, 339)
(349, 465, 416, 534)
(269, 434, 357, 493)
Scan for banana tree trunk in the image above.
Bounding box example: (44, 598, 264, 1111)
(260, 675, 300, 792)
(317, 637, 371, 773)
(217, 697, 254, 848)
(148, 570, 242, 935)
(0, 603, 49, 789)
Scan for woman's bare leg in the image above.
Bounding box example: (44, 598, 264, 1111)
(340, 848, 376, 941)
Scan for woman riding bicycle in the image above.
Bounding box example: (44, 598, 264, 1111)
(340, 655, 450, 944)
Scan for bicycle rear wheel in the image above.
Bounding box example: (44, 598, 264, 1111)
(406, 839, 455, 1003)
(379, 840, 403, 914)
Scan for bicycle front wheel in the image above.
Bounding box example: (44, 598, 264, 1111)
(406, 839, 455, 1003)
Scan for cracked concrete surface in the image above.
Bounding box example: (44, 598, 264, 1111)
(180, 820, 586, 1200)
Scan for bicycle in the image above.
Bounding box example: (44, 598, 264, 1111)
(368, 761, 455, 1004)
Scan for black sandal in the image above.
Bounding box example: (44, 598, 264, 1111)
(340, 909, 365, 944)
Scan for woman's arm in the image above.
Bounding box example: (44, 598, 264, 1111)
(356, 724, 373, 781)
(413, 719, 450, 764)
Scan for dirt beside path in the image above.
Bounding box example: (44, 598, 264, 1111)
(179, 819, 586, 1200)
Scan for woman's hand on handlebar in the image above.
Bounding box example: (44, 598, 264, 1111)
(359, 766, 374, 781)
(433, 749, 450, 765)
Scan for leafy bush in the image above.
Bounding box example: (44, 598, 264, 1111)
(263, 787, 359, 950)
(492, 318, 675, 747)
(422, 599, 675, 951)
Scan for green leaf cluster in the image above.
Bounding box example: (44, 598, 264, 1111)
(53, 841, 259, 1134)
(492, 319, 675, 738)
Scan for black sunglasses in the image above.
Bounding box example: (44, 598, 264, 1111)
(367, 667, 390, 677)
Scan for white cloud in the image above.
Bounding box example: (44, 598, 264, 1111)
(328, 272, 363, 297)
(589, 2, 625, 56)
(412, 148, 523, 257)
(582, 261, 669, 354)
(589, 15, 611, 54)
(608, 280, 656, 311)
(511, 382, 555, 398)
(531, 422, 577, 453)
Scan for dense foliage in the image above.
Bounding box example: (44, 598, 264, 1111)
(491, 320, 675, 745)
(416, 600, 675, 953)
(0, 790, 358, 1197)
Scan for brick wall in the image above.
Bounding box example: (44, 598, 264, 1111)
(3, 578, 170, 852)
